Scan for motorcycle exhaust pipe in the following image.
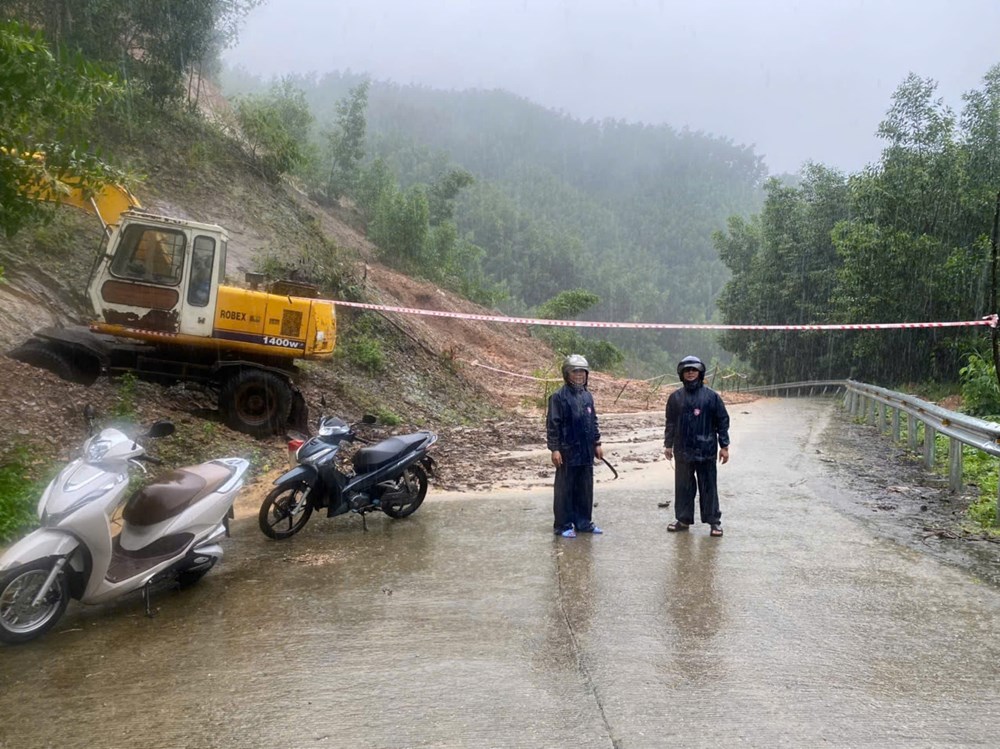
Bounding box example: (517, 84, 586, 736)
(188, 543, 224, 567)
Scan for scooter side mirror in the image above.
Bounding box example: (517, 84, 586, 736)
(317, 395, 328, 429)
(83, 404, 97, 435)
(145, 420, 175, 439)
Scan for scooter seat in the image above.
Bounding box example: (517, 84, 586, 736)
(353, 433, 429, 472)
(123, 461, 236, 526)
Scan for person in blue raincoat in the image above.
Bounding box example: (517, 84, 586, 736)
(546, 354, 604, 538)
(663, 355, 730, 537)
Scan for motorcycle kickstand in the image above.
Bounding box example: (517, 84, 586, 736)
(361, 512, 368, 532)
(142, 582, 157, 618)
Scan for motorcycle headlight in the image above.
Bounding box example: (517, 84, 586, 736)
(86, 438, 113, 463)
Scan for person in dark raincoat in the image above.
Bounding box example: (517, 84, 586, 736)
(546, 354, 604, 538)
(663, 355, 730, 537)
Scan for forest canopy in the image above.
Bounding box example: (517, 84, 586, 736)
(715, 67, 1000, 385)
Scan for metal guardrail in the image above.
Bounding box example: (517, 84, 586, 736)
(737, 379, 847, 396)
(722, 378, 1000, 524)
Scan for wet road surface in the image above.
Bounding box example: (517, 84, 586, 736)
(2, 398, 1000, 748)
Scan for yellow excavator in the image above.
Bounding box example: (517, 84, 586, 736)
(8, 175, 337, 436)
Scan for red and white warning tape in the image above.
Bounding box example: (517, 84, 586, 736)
(334, 300, 998, 332)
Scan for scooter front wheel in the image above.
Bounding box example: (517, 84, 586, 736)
(0, 561, 70, 644)
(259, 483, 313, 539)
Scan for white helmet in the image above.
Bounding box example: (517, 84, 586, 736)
(562, 354, 590, 385)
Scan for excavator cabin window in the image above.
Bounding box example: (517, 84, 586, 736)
(187, 236, 216, 307)
(110, 225, 186, 285)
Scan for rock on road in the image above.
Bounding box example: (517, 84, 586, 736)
(1, 397, 999, 748)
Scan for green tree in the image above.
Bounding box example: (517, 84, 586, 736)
(355, 157, 395, 221)
(533, 289, 624, 371)
(831, 73, 982, 383)
(718, 68, 1000, 386)
(961, 64, 1000, 210)
(716, 166, 850, 382)
(428, 168, 474, 226)
(369, 183, 429, 264)
(233, 79, 313, 182)
(537, 289, 600, 319)
(0, 0, 261, 101)
(324, 80, 369, 200)
(0, 20, 124, 239)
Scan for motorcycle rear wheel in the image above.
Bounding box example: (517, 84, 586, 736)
(259, 483, 313, 539)
(0, 561, 70, 644)
(381, 464, 428, 519)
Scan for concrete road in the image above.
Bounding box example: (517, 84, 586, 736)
(2, 398, 999, 748)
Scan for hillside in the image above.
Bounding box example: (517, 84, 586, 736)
(0, 115, 686, 511)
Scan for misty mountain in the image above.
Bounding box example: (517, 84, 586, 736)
(223, 69, 767, 372)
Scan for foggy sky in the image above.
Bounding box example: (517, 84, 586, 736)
(224, 0, 1000, 175)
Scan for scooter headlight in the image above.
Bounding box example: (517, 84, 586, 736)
(86, 438, 113, 463)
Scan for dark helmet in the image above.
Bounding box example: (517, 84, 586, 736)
(562, 354, 590, 385)
(677, 355, 706, 381)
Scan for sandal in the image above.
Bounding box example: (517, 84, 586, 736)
(710, 524, 724, 537)
(666, 520, 690, 532)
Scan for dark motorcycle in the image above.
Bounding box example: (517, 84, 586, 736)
(259, 414, 438, 539)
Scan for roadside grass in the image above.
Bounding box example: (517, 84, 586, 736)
(858, 411, 999, 534)
(0, 448, 43, 544)
(912, 419, 998, 533)
(111, 372, 139, 419)
(958, 444, 998, 530)
(923, 426, 999, 534)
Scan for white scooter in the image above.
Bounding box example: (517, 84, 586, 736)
(0, 413, 249, 644)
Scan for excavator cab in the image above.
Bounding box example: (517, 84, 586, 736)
(88, 210, 337, 360)
(90, 212, 227, 340)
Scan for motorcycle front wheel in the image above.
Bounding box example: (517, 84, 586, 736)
(0, 561, 70, 644)
(259, 483, 314, 539)
(381, 464, 428, 519)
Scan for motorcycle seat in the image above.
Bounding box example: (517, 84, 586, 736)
(123, 461, 236, 526)
(354, 433, 430, 472)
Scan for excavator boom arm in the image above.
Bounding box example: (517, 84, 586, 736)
(6, 149, 141, 232)
(33, 179, 141, 233)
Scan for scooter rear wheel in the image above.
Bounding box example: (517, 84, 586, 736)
(0, 561, 70, 645)
(259, 483, 313, 539)
(381, 464, 428, 519)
